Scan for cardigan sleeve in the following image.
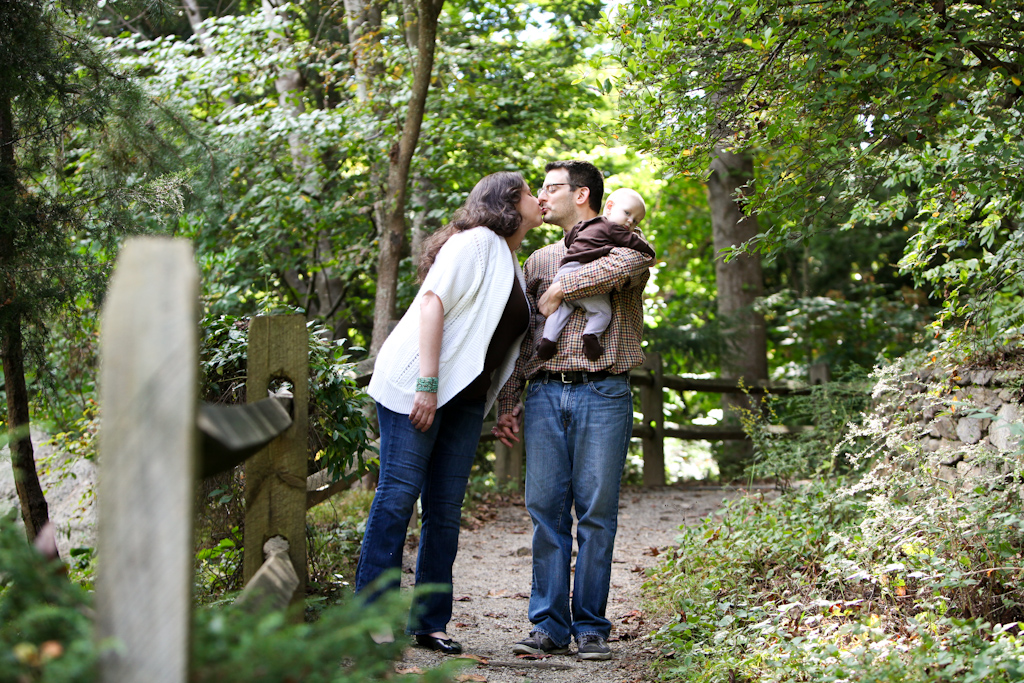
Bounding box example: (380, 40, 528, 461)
(419, 229, 490, 315)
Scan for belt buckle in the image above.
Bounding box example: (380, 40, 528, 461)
(560, 371, 572, 383)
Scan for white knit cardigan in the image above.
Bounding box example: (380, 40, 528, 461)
(368, 226, 528, 415)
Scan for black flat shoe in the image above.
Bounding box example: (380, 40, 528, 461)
(414, 634, 463, 655)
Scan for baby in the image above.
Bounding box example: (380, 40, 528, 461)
(536, 188, 655, 361)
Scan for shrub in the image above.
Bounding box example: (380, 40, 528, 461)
(0, 515, 455, 682)
(647, 361, 1024, 682)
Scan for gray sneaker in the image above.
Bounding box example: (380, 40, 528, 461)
(513, 631, 569, 655)
(576, 634, 612, 660)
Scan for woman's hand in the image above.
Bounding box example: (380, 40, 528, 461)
(410, 391, 438, 432)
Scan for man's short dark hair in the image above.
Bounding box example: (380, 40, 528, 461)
(545, 160, 603, 213)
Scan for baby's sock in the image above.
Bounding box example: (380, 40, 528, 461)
(582, 334, 604, 361)
(536, 338, 558, 361)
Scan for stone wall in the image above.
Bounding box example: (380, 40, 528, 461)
(895, 368, 1023, 481)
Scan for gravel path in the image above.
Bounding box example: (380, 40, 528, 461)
(395, 485, 754, 682)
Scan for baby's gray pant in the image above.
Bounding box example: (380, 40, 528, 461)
(541, 261, 612, 342)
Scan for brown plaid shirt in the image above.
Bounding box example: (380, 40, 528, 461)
(496, 234, 654, 416)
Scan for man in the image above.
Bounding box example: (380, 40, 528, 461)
(494, 160, 654, 660)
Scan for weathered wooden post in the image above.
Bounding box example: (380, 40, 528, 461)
(243, 315, 309, 608)
(641, 351, 665, 486)
(493, 437, 524, 490)
(96, 238, 198, 683)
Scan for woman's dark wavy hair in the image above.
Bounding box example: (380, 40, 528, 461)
(418, 171, 526, 282)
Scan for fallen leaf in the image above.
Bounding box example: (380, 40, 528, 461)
(456, 674, 487, 682)
(513, 592, 530, 599)
(456, 653, 489, 664)
(395, 665, 424, 674)
(516, 653, 552, 660)
(643, 546, 661, 557)
(454, 595, 473, 602)
(483, 611, 508, 619)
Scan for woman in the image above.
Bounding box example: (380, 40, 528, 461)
(358, 171, 542, 654)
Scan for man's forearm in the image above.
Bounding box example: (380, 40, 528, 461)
(558, 247, 654, 301)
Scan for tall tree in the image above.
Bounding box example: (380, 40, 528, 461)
(709, 145, 767, 478)
(369, 0, 446, 354)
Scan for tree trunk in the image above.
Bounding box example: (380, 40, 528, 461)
(369, 0, 444, 354)
(0, 90, 50, 541)
(1, 318, 50, 541)
(182, 0, 211, 52)
(344, 0, 383, 101)
(409, 174, 435, 265)
(708, 145, 768, 481)
(183, 0, 237, 108)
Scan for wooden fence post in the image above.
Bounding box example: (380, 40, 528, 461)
(243, 315, 309, 609)
(493, 438, 524, 490)
(641, 351, 665, 486)
(96, 238, 198, 683)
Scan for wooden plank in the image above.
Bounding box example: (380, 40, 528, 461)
(632, 423, 813, 441)
(640, 352, 666, 486)
(664, 426, 749, 441)
(197, 397, 293, 478)
(243, 315, 309, 610)
(305, 470, 362, 510)
(493, 437, 524, 490)
(235, 537, 299, 613)
(658, 374, 812, 395)
(96, 237, 198, 683)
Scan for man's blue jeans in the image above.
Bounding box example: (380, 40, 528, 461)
(355, 397, 485, 635)
(523, 373, 633, 646)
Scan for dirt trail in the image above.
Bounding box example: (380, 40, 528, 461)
(396, 485, 758, 682)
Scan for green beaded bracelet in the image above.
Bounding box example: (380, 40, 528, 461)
(415, 376, 439, 393)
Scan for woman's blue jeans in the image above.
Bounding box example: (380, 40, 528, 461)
(355, 397, 485, 635)
(523, 373, 632, 647)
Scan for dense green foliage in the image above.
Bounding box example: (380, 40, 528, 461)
(0, 0, 197, 429)
(607, 0, 1024, 355)
(102, 0, 603, 347)
(0, 514, 97, 682)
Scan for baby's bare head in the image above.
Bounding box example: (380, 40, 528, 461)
(603, 188, 646, 229)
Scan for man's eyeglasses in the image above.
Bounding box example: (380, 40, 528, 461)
(536, 183, 576, 196)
